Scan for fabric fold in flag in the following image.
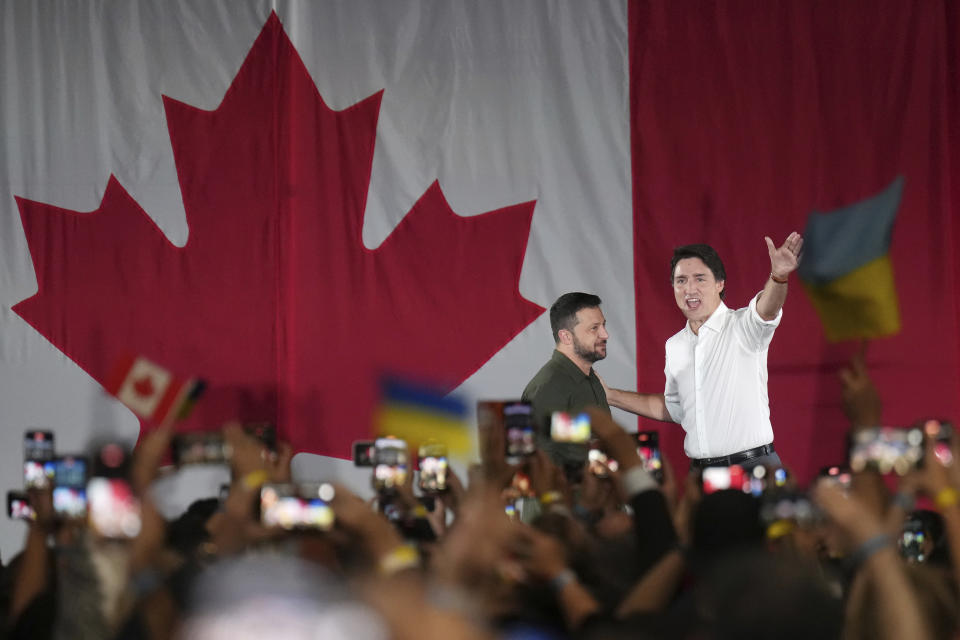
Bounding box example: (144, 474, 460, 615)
(105, 355, 204, 424)
(798, 176, 904, 342)
(373, 378, 471, 455)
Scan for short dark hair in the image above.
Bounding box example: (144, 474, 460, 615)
(550, 292, 602, 343)
(670, 244, 727, 300)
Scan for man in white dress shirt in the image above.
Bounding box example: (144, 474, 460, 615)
(604, 233, 803, 470)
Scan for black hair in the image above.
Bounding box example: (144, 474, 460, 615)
(670, 244, 727, 300)
(549, 292, 602, 343)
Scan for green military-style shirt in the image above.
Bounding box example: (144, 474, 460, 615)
(521, 349, 611, 437)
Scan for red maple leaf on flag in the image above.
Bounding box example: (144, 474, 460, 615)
(133, 377, 155, 399)
(12, 12, 544, 458)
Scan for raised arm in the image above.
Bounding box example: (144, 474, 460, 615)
(756, 232, 803, 321)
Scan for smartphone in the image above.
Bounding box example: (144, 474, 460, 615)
(898, 516, 930, 564)
(818, 465, 852, 492)
(352, 440, 375, 467)
(171, 432, 231, 466)
(849, 426, 924, 475)
(87, 477, 142, 539)
(260, 483, 335, 531)
(373, 437, 409, 493)
(24, 459, 56, 490)
(550, 411, 591, 443)
(418, 442, 449, 493)
(7, 491, 35, 521)
(634, 431, 663, 484)
(53, 456, 88, 519)
(759, 492, 818, 528)
(587, 441, 619, 478)
(24, 430, 55, 462)
(924, 419, 954, 466)
(503, 401, 536, 460)
(701, 465, 746, 494)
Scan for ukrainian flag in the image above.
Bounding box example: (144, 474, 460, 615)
(798, 176, 903, 342)
(374, 378, 472, 455)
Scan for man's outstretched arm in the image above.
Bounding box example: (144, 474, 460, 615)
(756, 231, 803, 321)
(598, 373, 674, 421)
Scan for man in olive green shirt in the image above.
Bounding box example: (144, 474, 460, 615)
(522, 292, 611, 464)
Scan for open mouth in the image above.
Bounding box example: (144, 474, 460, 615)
(685, 297, 701, 310)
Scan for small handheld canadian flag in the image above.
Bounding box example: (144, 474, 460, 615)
(105, 355, 205, 425)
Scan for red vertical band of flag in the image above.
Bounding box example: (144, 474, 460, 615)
(629, 1, 960, 481)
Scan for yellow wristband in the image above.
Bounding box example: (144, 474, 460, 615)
(379, 545, 420, 575)
(412, 504, 428, 519)
(935, 487, 959, 511)
(242, 469, 269, 491)
(540, 491, 563, 506)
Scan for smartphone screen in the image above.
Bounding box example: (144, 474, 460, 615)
(550, 411, 591, 443)
(7, 491, 35, 521)
(87, 477, 142, 538)
(634, 431, 663, 483)
(352, 440, 375, 467)
(260, 483, 335, 531)
(587, 443, 618, 478)
(924, 419, 954, 466)
(503, 401, 535, 459)
(418, 443, 448, 493)
(759, 492, 818, 528)
(849, 427, 924, 475)
(171, 432, 231, 466)
(24, 459, 56, 490)
(373, 438, 409, 492)
(898, 518, 929, 564)
(702, 465, 746, 494)
(53, 456, 88, 519)
(24, 430, 54, 462)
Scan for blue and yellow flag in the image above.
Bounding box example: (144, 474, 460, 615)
(798, 176, 903, 342)
(373, 378, 471, 455)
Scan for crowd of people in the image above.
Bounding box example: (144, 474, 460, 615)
(0, 353, 957, 639)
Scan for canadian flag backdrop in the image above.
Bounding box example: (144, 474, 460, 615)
(0, 1, 957, 557)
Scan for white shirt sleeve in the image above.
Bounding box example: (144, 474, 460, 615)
(663, 354, 682, 423)
(740, 291, 781, 351)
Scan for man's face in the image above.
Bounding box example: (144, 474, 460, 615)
(672, 257, 725, 325)
(570, 307, 608, 363)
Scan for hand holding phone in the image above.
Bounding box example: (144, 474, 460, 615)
(550, 411, 591, 443)
(260, 483, 335, 531)
(634, 431, 663, 484)
(7, 491, 36, 522)
(24, 430, 54, 462)
(503, 401, 536, 460)
(587, 442, 618, 478)
(701, 465, 746, 494)
(87, 477, 142, 538)
(373, 437, 409, 493)
(849, 426, 924, 475)
(924, 419, 954, 466)
(53, 456, 88, 520)
(418, 442, 449, 493)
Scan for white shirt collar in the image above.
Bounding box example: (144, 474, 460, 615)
(685, 301, 729, 337)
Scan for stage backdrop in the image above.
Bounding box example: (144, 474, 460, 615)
(0, 1, 956, 559)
